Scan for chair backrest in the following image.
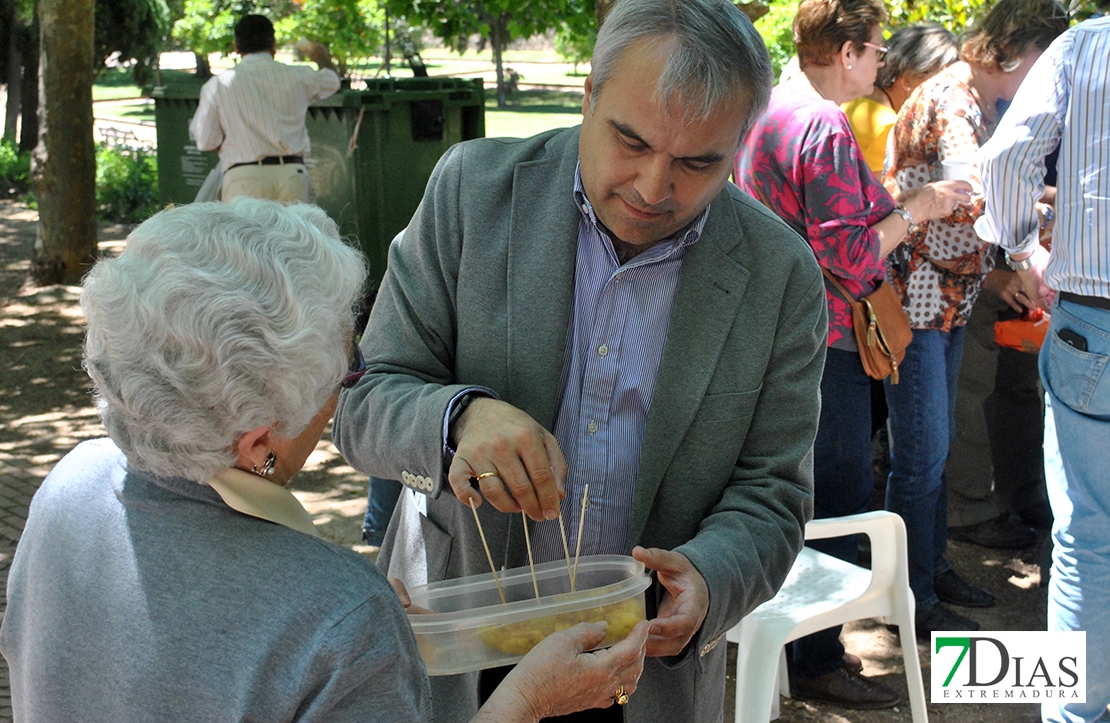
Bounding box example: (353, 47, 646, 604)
(802, 510, 912, 619)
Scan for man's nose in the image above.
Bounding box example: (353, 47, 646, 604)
(635, 155, 672, 207)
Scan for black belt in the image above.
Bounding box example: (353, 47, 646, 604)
(1059, 291, 1110, 311)
(227, 155, 304, 171)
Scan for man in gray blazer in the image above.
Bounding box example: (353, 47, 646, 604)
(333, 0, 827, 720)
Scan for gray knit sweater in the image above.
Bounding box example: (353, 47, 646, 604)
(1, 438, 431, 722)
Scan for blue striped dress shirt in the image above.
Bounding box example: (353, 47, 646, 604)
(531, 165, 709, 563)
(977, 17, 1110, 298)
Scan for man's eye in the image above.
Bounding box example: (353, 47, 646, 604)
(683, 159, 714, 172)
(618, 135, 645, 152)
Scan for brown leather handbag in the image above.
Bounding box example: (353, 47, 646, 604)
(821, 268, 913, 384)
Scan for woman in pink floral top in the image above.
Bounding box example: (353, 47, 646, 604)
(881, 0, 1067, 642)
(735, 0, 968, 709)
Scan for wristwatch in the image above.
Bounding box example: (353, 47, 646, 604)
(1005, 251, 1036, 271)
(891, 205, 915, 234)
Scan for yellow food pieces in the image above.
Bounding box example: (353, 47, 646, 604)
(478, 597, 644, 655)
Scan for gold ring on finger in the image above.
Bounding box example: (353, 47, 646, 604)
(474, 472, 499, 482)
(614, 685, 629, 705)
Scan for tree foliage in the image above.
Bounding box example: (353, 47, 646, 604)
(554, 0, 596, 72)
(95, 0, 173, 86)
(171, 0, 383, 77)
(274, 0, 384, 77)
(386, 0, 595, 107)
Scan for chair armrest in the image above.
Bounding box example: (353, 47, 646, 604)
(804, 511, 908, 591)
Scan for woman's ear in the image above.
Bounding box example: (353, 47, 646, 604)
(235, 425, 274, 473)
(840, 40, 858, 70)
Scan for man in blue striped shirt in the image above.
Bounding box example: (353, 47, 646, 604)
(978, 12, 1110, 723)
(335, 0, 827, 720)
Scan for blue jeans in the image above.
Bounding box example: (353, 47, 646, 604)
(884, 327, 966, 610)
(791, 348, 876, 678)
(362, 477, 402, 546)
(1039, 299, 1110, 723)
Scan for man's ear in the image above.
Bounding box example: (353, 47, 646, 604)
(235, 425, 274, 472)
(583, 72, 594, 116)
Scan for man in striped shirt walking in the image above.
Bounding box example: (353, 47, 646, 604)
(978, 12, 1110, 723)
(189, 15, 340, 203)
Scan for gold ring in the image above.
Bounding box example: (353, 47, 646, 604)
(474, 472, 499, 482)
(614, 685, 629, 705)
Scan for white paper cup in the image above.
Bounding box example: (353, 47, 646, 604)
(941, 159, 976, 182)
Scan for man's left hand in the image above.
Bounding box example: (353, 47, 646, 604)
(1015, 245, 1056, 310)
(632, 546, 709, 658)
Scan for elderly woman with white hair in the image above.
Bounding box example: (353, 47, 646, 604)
(0, 199, 647, 723)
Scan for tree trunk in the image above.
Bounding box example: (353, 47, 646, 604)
(18, 13, 38, 152)
(31, 0, 97, 287)
(491, 16, 507, 109)
(4, 18, 22, 142)
(194, 51, 211, 79)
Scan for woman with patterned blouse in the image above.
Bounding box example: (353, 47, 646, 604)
(881, 0, 1068, 641)
(735, 0, 968, 710)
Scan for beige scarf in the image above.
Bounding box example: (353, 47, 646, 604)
(207, 467, 319, 537)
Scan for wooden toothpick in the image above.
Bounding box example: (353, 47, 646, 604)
(557, 507, 574, 592)
(522, 511, 540, 599)
(470, 498, 506, 604)
(572, 484, 589, 590)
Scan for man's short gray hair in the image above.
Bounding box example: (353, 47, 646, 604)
(81, 199, 367, 483)
(590, 0, 772, 136)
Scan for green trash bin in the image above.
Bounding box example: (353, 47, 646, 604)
(150, 78, 219, 206)
(150, 77, 485, 293)
(305, 78, 484, 291)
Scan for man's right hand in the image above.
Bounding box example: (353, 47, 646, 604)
(448, 398, 567, 521)
(296, 39, 336, 71)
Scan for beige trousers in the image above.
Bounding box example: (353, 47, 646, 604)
(221, 163, 310, 203)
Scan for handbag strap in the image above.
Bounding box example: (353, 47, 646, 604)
(820, 266, 860, 304)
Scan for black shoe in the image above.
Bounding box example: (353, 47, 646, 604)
(915, 602, 979, 641)
(790, 666, 901, 710)
(949, 515, 1036, 550)
(934, 569, 996, 608)
(1016, 498, 1054, 530)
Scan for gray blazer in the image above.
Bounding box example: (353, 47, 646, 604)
(333, 127, 827, 723)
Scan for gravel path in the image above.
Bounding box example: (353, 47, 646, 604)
(0, 198, 1050, 722)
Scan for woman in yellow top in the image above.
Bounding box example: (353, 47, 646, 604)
(843, 22, 959, 174)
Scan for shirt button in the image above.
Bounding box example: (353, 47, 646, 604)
(587, 420, 598, 434)
(581, 203, 589, 215)
(598, 344, 608, 357)
(614, 272, 624, 280)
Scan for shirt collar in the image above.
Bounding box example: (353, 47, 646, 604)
(207, 467, 320, 537)
(238, 52, 274, 65)
(572, 161, 709, 251)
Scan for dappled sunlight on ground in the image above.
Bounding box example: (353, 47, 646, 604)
(0, 202, 372, 554)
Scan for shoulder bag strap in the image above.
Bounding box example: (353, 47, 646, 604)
(820, 266, 860, 303)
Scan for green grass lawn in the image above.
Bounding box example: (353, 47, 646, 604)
(92, 53, 584, 139)
(484, 89, 582, 138)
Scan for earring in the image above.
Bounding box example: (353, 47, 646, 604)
(252, 451, 277, 477)
(847, 64, 852, 69)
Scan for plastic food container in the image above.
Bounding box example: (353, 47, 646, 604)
(407, 554, 651, 676)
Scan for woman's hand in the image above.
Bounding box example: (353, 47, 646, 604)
(474, 620, 650, 722)
(899, 180, 974, 222)
(875, 180, 976, 256)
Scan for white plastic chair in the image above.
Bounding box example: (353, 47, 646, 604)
(727, 510, 927, 723)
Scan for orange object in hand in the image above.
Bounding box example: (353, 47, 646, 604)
(995, 307, 1049, 353)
